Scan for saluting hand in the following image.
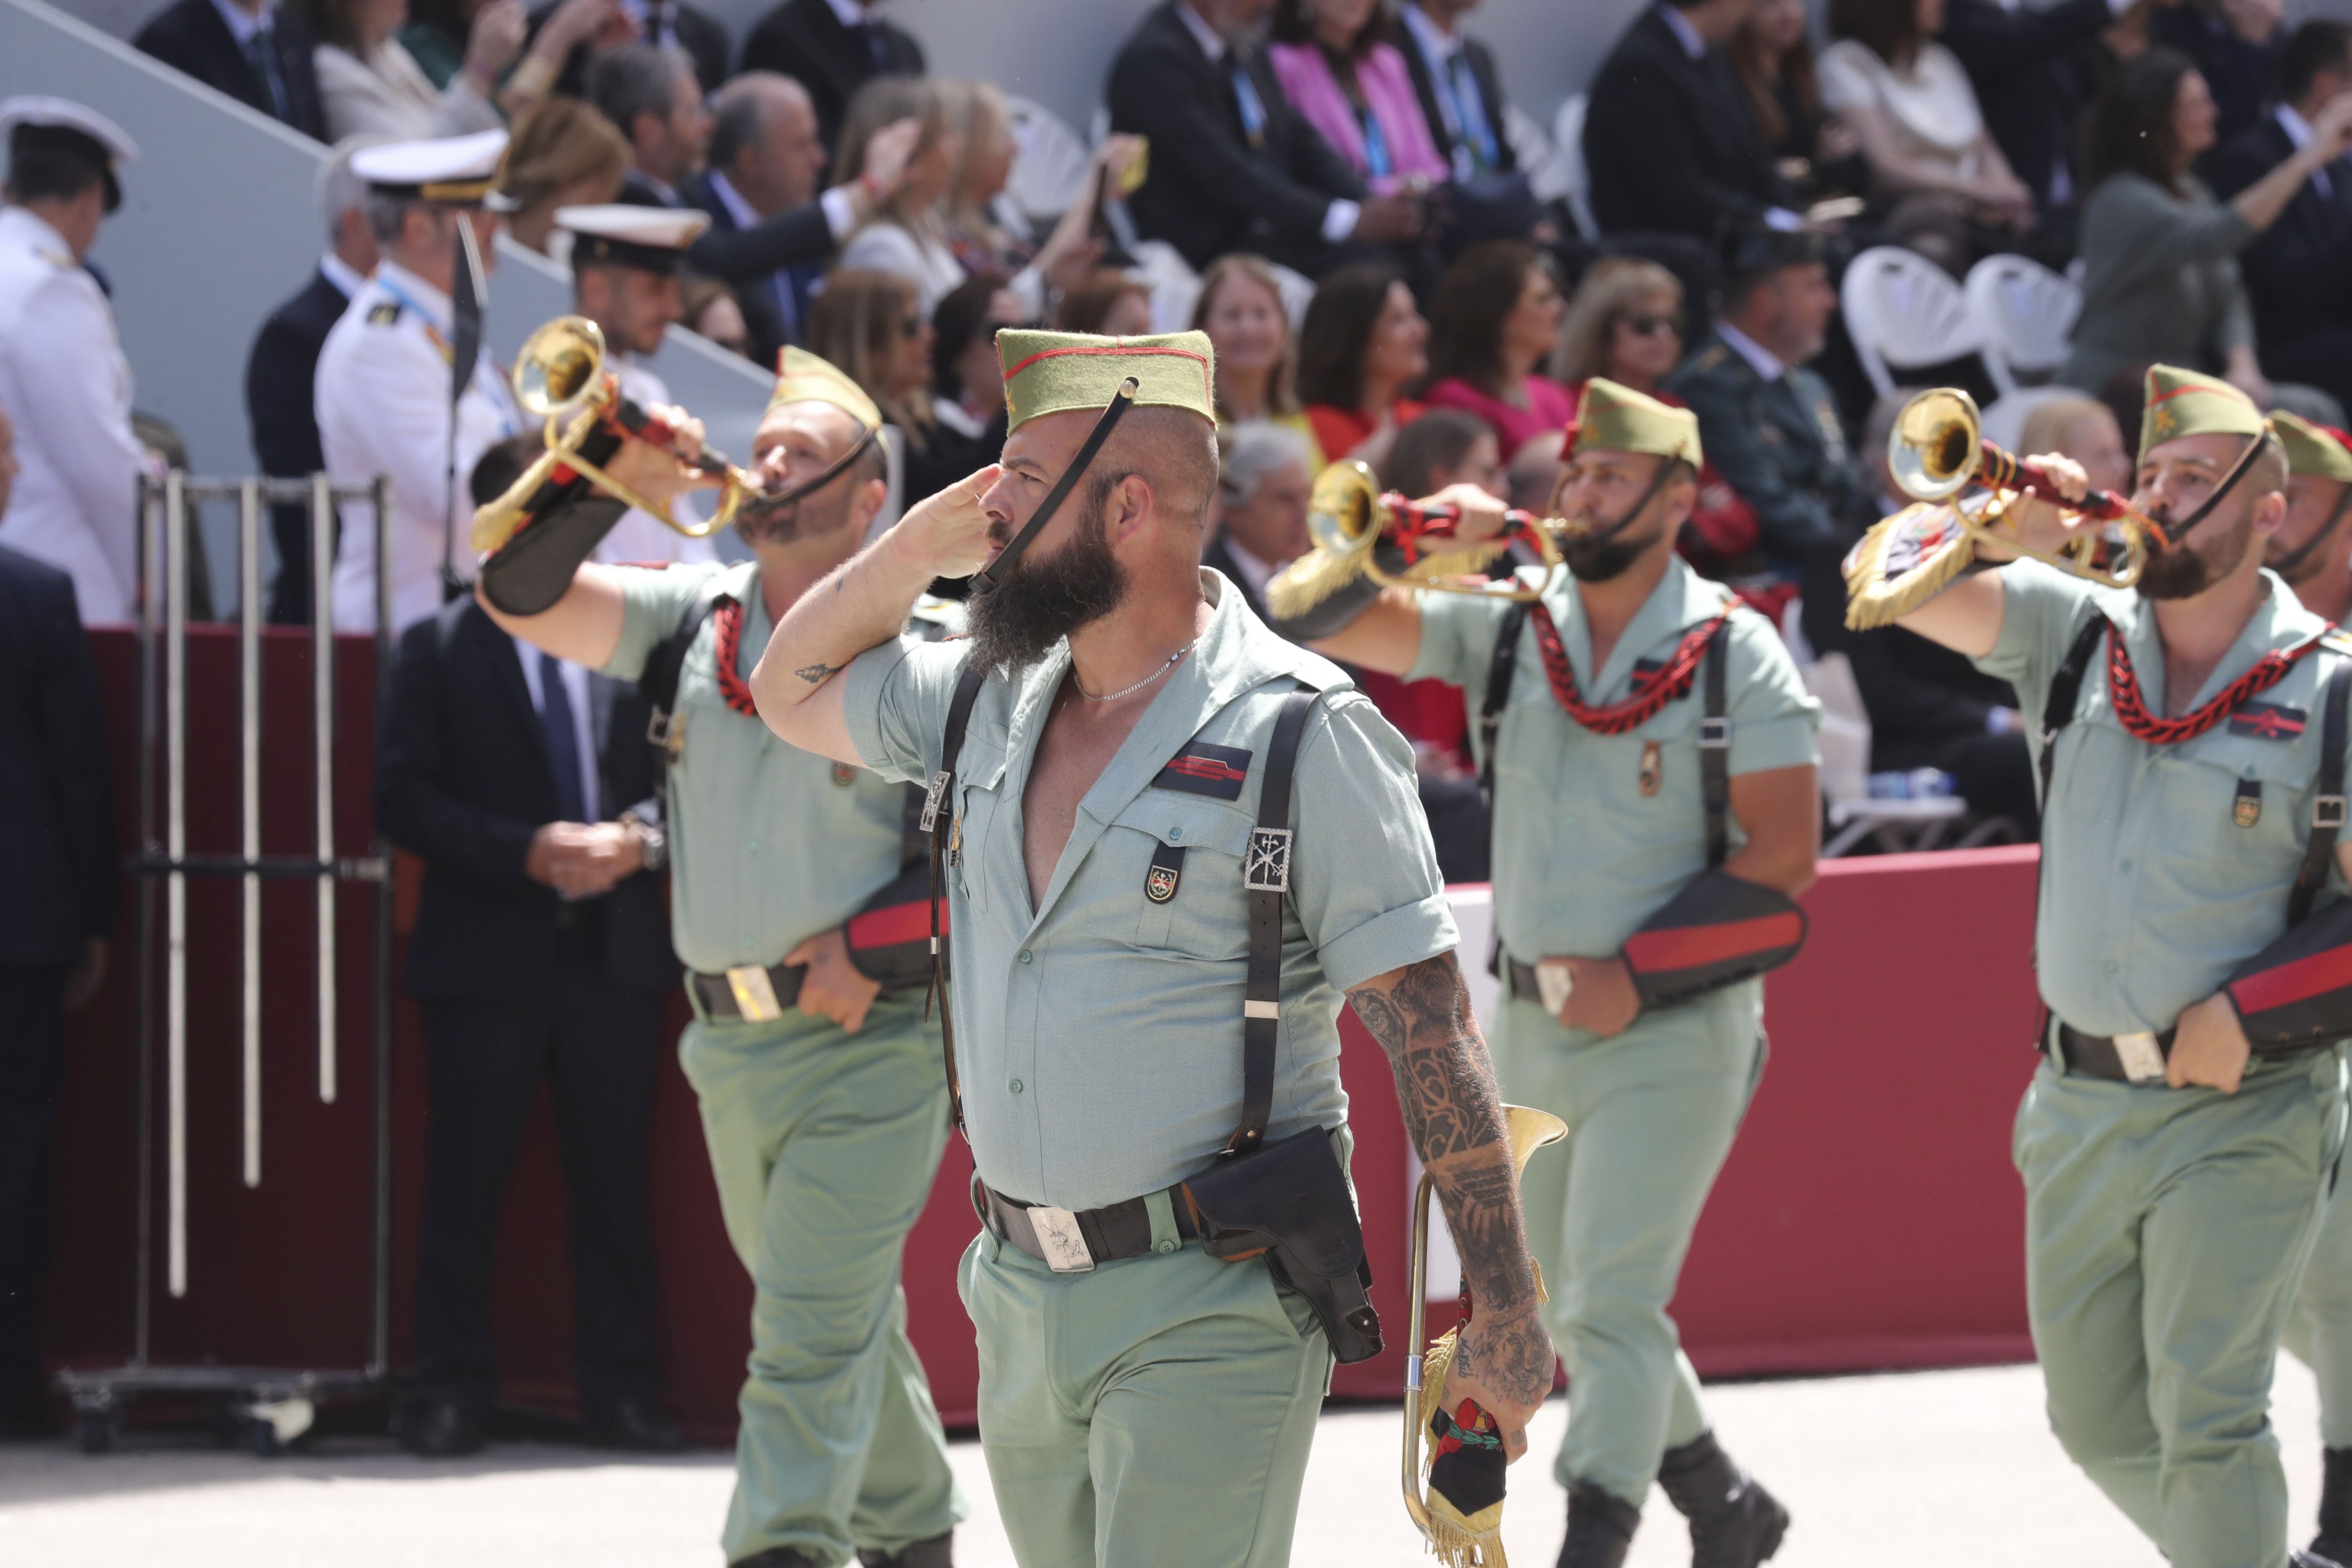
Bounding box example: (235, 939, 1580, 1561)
(2168, 992, 2253, 1093)
(897, 465, 1004, 581)
(784, 927, 882, 1034)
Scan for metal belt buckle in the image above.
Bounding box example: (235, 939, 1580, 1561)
(1697, 717, 1731, 749)
(2317, 793, 2348, 830)
(1244, 827, 1293, 893)
(920, 770, 951, 833)
(2113, 1031, 2167, 1084)
(1026, 1205, 1096, 1273)
(724, 964, 784, 1023)
(1534, 959, 1575, 1017)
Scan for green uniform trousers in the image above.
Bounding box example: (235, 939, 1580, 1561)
(956, 1222, 1334, 1568)
(680, 991, 966, 1568)
(2014, 1051, 2347, 1568)
(2285, 1139, 2352, 1449)
(1489, 983, 1767, 1505)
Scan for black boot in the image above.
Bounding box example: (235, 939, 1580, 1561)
(1556, 1480, 1641, 1568)
(1655, 1430, 1788, 1568)
(2317, 1446, 2352, 1565)
(858, 1533, 952, 1568)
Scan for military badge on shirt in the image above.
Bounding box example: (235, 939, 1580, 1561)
(2227, 701, 2306, 741)
(1152, 741, 1252, 801)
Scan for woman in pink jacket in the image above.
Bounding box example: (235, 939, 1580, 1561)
(1266, 0, 1449, 195)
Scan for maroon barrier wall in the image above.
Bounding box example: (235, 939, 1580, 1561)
(42, 631, 2041, 1438)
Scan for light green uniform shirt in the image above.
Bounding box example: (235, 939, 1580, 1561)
(1978, 560, 2352, 1035)
(1408, 556, 1820, 961)
(600, 559, 916, 975)
(842, 569, 1458, 1212)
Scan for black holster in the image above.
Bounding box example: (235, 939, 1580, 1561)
(1180, 1127, 1383, 1365)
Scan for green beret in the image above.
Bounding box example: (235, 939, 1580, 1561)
(997, 329, 1217, 434)
(1571, 377, 1703, 470)
(2140, 364, 2268, 456)
(2273, 410, 2352, 484)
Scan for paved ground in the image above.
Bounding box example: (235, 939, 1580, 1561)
(0, 1360, 2328, 1565)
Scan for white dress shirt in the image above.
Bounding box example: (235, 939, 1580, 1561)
(2278, 103, 2334, 201)
(594, 352, 721, 567)
(0, 205, 146, 624)
(1715, 320, 1788, 383)
(318, 248, 368, 300)
(511, 634, 600, 822)
(316, 257, 521, 633)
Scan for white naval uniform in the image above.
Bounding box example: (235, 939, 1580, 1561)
(594, 352, 720, 568)
(0, 205, 146, 624)
(316, 257, 519, 633)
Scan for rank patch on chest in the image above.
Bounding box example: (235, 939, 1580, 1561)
(1152, 741, 1253, 801)
(366, 301, 401, 327)
(2228, 701, 2306, 741)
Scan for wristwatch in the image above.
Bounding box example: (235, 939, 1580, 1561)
(620, 800, 668, 873)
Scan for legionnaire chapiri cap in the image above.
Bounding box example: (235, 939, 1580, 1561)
(2139, 364, 2269, 455)
(353, 129, 515, 211)
(2273, 409, 2352, 484)
(766, 345, 882, 431)
(996, 329, 1217, 433)
(1569, 376, 1703, 471)
(0, 97, 138, 213)
(555, 203, 709, 275)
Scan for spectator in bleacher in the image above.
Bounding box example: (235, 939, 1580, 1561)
(1730, 0, 1846, 187)
(938, 83, 1151, 328)
(0, 101, 146, 627)
(1107, 0, 1423, 278)
(740, 0, 925, 154)
(2269, 409, 2352, 625)
(679, 273, 749, 357)
(0, 405, 116, 1442)
(1266, 0, 1449, 195)
(521, 0, 728, 98)
(1191, 252, 1327, 466)
(1505, 426, 1565, 515)
(2065, 46, 2352, 406)
(248, 137, 381, 627)
(1207, 419, 1316, 625)
(833, 77, 966, 316)
(299, 0, 512, 141)
(690, 75, 921, 367)
(1297, 261, 1427, 465)
(2150, 0, 2284, 146)
(1667, 228, 1866, 566)
(1939, 0, 2135, 236)
(808, 266, 933, 487)
(913, 269, 1020, 503)
(377, 433, 679, 1458)
(1395, 0, 1516, 182)
(499, 95, 630, 255)
(1818, 0, 2036, 270)
(588, 44, 710, 206)
(2206, 22, 2352, 422)
(1551, 256, 1767, 589)
(1054, 266, 1155, 335)
(135, 0, 328, 140)
(1583, 0, 1803, 242)
(1418, 239, 1570, 462)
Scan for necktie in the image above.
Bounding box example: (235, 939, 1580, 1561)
(1449, 51, 1497, 174)
(539, 651, 588, 824)
(858, 18, 891, 70)
(245, 26, 288, 120)
(1229, 58, 1268, 149)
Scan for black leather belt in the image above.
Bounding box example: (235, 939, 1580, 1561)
(977, 1178, 1198, 1274)
(688, 962, 806, 1020)
(1504, 957, 1544, 1004)
(2052, 1018, 2177, 1084)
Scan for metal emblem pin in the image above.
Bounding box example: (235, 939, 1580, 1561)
(1147, 866, 1179, 903)
(1638, 741, 1662, 796)
(2233, 778, 2261, 829)
(830, 762, 856, 788)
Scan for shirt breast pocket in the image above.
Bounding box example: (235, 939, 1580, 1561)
(1110, 795, 1257, 958)
(2162, 728, 2320, 887)
(952, 735, 1010, 913)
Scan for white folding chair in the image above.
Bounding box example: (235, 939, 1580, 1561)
(1003, 95, 1093, 223)
(1802, 652, 1969, 856)
(1547, 93, 1595, 240)
(1965, 254, 2082, 397)
(1839, 246, 1982, 399)
(1128, 239, 1202, 335)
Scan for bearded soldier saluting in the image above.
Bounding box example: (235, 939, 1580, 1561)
(1279, 377, 1819, 1568)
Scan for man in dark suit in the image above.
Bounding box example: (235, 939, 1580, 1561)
(1108, 0, 1421, 279)
(0, 406, 115, 1439)
(135, 0, 325, 141)
(376, 440, 679, 1458)
(247, 138, 377, 625)
(1583, 0, 1799, 242)
(527, 0, 730, 97)
(1396, 0, 1515, 181)
(739, 0, 924, 154)
(1941, 0, 2130, 224)
(2207, 20, 2352, 417)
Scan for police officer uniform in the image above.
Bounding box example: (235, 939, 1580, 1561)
(586, 352, 964, 1568)
(839, 330, 1461, 1568)
(1402, 382, 1818, 1562)
(551, 203, 722, 570)
(0, 99, 145, 625)
(317, 130, 521, 634)
(1969, 368, 2352, 1568)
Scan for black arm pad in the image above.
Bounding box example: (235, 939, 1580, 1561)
(1620, 868, 1808, 1011)
(476, 420, 633, 617)
(842, 862, 939, 990)
(2225, 896, 2352, 1054)
(1263, 543, 1413, 643)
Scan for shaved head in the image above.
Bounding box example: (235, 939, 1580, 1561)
(1097, 406, 1220, 530)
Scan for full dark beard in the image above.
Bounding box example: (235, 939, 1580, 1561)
(1562, 533, 1648, 582)
(965, 485, 1128, 674)
(2137, 507, 2253, 601)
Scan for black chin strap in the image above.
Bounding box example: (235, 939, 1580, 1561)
(978, 377, 1140, 586)
(1562, 455, 1685, 549)
(2268, 478, 2352, 580)
(2157, 430, 2275, 550)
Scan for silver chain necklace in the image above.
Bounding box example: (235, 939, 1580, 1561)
(1071, 641, 1195, 702)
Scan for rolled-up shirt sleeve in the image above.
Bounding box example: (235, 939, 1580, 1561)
(597, 560, 731, 682)
(843, 634, 974, 784)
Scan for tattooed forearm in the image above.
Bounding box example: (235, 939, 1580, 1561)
(1348, 954, 1537, 1321)
(794, 662, 840, 684)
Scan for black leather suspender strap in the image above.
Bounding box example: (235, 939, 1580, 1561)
(638, 574, 736, 758)
(1477, 600, 1531, 810)
(926, 665, 989, 1130)
(2037, 614, 2110, 805)
(1700, 626, 1731, 868)
(2290, 655, 2352, 928)
(1227, 686, 1322, 1158)
(976, 377, 1140, 586)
